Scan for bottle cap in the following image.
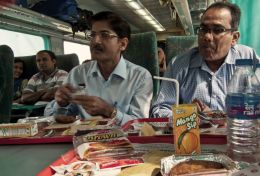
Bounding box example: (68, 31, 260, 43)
(256, 63, 260, 68)
(235, 59, 253, 66)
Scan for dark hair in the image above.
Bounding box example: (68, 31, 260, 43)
(90, 11, 131, 40)
(203, 2, 241, 30)
(14, 58, 26, 78)
(36, 50, 57, 60)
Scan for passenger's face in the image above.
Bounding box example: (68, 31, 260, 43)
(89, 21, 128, 63)
(158, 47, 165, 64)
(14, 62, 23, 79)
(36, 52, 56, 74)
(198, 8, 239, 62)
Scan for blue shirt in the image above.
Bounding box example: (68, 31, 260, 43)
(46, 57, 153, 126)
(151, 44, 259, 118)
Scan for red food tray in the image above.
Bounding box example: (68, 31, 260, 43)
(123, 118, 227, 145)
(37, 134, 227, 176)
(36, 118, 226, 176)
(0, 135, 73, 145)
(37, 149, 76, 176)
(0, 118, 226, 145)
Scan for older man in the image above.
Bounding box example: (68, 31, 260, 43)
(151, 1, 259, 118)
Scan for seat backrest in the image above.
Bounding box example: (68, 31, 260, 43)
(165, 36, 198, 63)
(0, 45, 14, 123)
(15, 53, 80, 79)
(124, 31, 159, 98)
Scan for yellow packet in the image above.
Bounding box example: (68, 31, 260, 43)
(173, 104, 201, 155)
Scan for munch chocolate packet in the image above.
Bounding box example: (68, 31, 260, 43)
(73, 129, 133, 160)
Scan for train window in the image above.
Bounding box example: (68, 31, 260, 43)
(64, 41, 91, 64)
(0, 29, 45, 56)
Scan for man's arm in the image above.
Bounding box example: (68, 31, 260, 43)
(150, 60, 179, 118)
(115, 72, 153, 125)
(71, 72, 153, 126)
(41, 87, 58, 101)
(21, 89, 47, 104)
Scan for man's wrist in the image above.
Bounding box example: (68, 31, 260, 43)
(110, 107, 117, 118)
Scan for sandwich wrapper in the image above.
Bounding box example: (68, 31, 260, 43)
(118, 150, 172, 176)
(73, 129, 144, 170)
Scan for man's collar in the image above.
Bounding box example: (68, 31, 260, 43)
(189, 48, 203, 68)
(189, 46, 236, 69)
(89, 56, 127, 79)
(111, 56, 127, 79)
(39, 68, 58, 79)
(225, 45, 237, 65)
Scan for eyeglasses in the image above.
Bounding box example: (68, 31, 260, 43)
(197, 26, 235, 36)
(86, 31, 118, 41)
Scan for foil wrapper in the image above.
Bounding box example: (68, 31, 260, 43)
(161, 154, 238, 176)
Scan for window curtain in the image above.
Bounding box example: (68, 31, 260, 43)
(231, 0, 260, 55)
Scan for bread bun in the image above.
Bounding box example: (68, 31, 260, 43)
(169, 160, 224, 176)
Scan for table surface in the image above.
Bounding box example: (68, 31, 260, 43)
(0, 143, 72, 176)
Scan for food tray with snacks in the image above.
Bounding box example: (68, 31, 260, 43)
(0, 115, 227, 145)
(37, 145, 255, 176)
(122, 118, 227, 145)
(0, 117, 113, 145)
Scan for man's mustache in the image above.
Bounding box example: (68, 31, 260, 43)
(91, 44, 104, 51)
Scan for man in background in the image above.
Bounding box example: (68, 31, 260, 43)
(21, 50, 68, 104)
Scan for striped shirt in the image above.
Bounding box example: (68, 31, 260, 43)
(151, 44, 260, 118)
(24, 68, 68, 92)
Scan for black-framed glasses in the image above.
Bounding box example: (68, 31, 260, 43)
(86, 31, 118, 40)
(197, 26, 235, 36)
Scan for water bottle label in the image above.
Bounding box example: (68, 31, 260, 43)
(226, 94, 260, 119)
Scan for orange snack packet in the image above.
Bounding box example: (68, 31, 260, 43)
(173, 104, 201, 155)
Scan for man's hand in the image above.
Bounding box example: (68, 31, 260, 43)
(21, 90, 47, 104)
(192, 98, 211, 112)
(71, 95, 114, 118)
(55, 84, 76, 107)
(41, 87, 58, 101)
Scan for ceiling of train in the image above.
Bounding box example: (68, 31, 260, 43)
(77, 0, 223, 35)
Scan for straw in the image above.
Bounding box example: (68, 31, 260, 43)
(153, 76, 179, 106)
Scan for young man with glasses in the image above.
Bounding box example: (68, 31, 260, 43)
(50, 11, 153, 126)
(151, 1, 259, 118)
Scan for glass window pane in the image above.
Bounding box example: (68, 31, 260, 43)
(0, 29, 45, 56)
(64, 41, 91, 64)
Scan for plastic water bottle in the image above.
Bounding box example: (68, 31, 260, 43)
(255, 63, 260, 81)
(226, 59, 260, 163)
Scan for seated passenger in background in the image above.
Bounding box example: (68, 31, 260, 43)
(21, 50, 68, 104)
(151, 2, 259, 118)
(158, 46, 167, 76)
(49, 11, 153, 126)
(13, 58, 28, 103)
